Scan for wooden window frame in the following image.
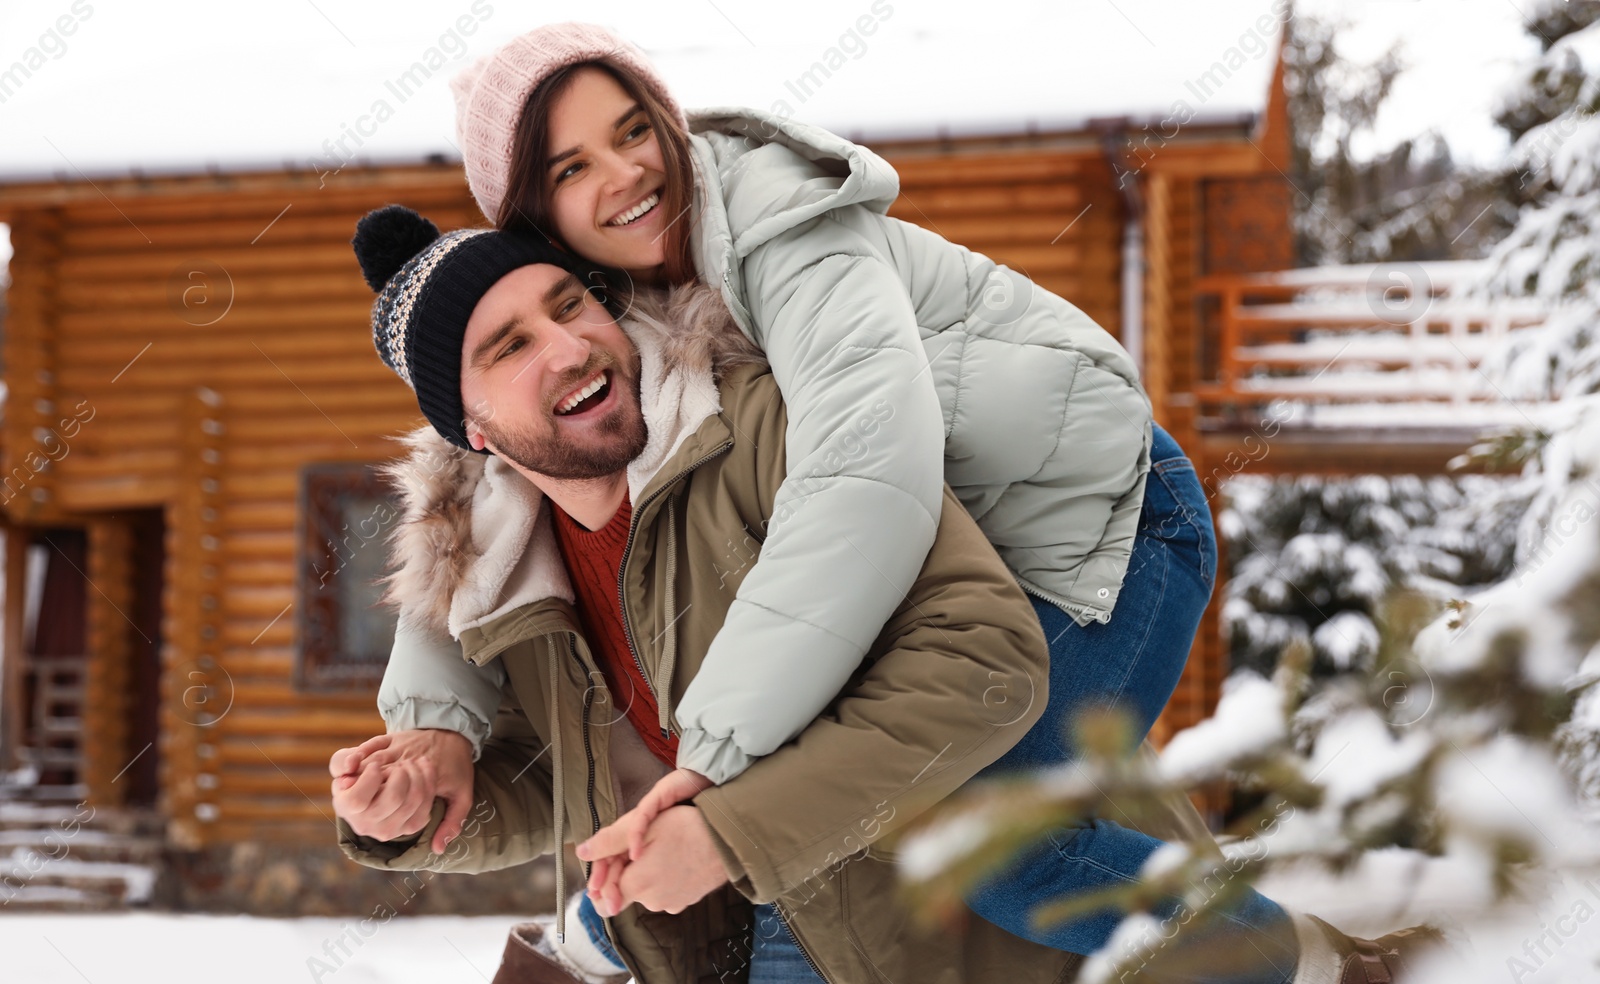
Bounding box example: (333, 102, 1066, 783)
(294, 462, 401, 692)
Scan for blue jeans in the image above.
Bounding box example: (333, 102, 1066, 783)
(747, 902, 824, 984)
(581, 425, 1298, 984)
(574, 894, 815, 983)
(961, 423, 1297, 984)
(575, 890, 627, 969)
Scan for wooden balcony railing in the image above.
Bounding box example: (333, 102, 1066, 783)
(1192, 262, 1548, 427)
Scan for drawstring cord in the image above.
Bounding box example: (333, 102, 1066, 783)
(549, 637, 567, 944)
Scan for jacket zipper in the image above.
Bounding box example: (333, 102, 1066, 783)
(774, 902, 834, 984)
(614, 440, 735, 736)
(1016, 576, 1110, 624)
(568, 634, 602, 842)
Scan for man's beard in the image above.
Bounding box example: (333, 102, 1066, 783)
(481, 373, 649, 480)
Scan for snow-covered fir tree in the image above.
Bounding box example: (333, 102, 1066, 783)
(1471, 0, 1600, 540)
(1284, 10, 1513, 264)
(1467, 0, 1600, 822)
(1222, 474, 1521, 681)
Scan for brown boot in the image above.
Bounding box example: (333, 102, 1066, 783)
(491, 920, 631, 984)
(1296, 914, 1447, 984)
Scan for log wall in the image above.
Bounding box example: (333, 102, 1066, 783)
(2, 166, 477, 844)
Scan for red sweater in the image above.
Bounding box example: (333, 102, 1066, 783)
(550, 496, 679, 767)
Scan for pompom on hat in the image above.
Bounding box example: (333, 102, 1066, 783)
(450, 22, 686, 224)
(353, 204, 586, 451)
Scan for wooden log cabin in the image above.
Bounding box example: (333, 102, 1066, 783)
(0, 64, 1294, 900)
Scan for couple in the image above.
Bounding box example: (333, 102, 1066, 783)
(329, 21, 1436, 984)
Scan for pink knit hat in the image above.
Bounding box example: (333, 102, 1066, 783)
(450, 22, 688, 225)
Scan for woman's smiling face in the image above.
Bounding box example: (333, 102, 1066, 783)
(544, 67, 670, 282)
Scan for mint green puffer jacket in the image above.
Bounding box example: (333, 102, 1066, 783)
(377, 108, 1153, 784)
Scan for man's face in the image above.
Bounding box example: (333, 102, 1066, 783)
(459, 264, 647, 479)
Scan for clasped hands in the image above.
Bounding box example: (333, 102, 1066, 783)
(327, 730, 727, 916)
(574, 766, 720, 917)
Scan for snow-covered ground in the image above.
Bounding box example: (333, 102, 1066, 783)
(1255, 851, 1600, 983)
(6, 855, 1600, 983)
(0, 913, 519, 983)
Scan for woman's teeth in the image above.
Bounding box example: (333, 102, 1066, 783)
(608, 192, 660, 227)
(556, 372, 608, 415)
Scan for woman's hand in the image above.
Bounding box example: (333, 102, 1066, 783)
(576, 768, 715, 915)
(578, 768, 713, 864)
(586, 806, 731, 917)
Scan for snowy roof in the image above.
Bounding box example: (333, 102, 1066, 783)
(0, 0, 1289, 183)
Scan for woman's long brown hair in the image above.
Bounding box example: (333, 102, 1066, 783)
(498, 58, 698, 287)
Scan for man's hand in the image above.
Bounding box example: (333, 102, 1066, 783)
(329, 729, 475, 854)
(582, 805, 729, 917)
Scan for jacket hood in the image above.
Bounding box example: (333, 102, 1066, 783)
(686, 106, 900, 326)
(378, 282, 762, 641)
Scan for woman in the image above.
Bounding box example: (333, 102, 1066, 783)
(372, 21, 1429, 984)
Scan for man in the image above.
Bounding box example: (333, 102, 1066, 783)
(329, 204, 1234, 983)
